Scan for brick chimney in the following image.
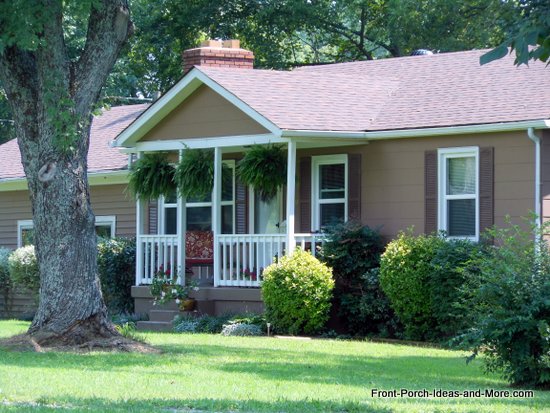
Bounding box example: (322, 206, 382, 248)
(183, 40, 254, 74)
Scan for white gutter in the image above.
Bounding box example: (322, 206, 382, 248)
(282, 119, 550, 140)
(527, 127, 542, 230)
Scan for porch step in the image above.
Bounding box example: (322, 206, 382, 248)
(136, 320, 173, 332)
(149, 309, 180, 322)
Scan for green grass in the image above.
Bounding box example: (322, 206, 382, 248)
(0, 320, 548, 412)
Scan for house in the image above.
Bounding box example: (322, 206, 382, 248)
(1, 39, 549, 319)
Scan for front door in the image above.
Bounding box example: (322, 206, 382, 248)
(254, 190, 284, 234)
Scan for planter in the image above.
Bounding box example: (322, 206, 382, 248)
(179, 298, 196, 312)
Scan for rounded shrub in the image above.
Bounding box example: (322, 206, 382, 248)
(0, 247, 13, 314)
(8, 245, 39, 295)
(97, 237, 136, 314)
(221, 322, 263, 336)
(262, 248, 334, 335)
(380, 232, 444, 340)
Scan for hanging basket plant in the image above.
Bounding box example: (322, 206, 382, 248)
(237, 144, 287, 202)
(175, 149, 214, 199)
(128, 152, 175, 200)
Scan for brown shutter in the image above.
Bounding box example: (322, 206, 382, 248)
(348, 153, 361, 222)
(148, 201, 158, 235)
(235, 178, 248, 234)
(479, 147, 494, 237)
(425, 150, 438, 234)
(299, 157, 312, 232)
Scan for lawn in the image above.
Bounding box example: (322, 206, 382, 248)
(0, 320, 548, 413)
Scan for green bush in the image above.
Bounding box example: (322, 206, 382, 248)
(97, 238, 136, 314)
(262, 248, 334, 335)
(319, 222, 399, 336)
(8, 245, 39, 296)
(221, 322, 263, 336)
(456, 223, 550, 387)
(0, 247, 13, 315)
(380, 232, 480, 341)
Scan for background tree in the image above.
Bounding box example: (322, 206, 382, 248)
(0, 0, 132, 345)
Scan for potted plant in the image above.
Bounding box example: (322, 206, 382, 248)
(128, 152, 176, 200)
(237, 144, 287, 202)
(174, 149, 214, 199)
(150, 268, 199, 311)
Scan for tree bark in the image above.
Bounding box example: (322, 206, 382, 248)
(0, 0, 132, 345)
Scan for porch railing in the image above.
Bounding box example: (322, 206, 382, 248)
(214, 234, 286, 287)
(136, 235, 179, 285)
(294, 233, 328, 257)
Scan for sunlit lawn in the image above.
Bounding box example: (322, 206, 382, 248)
(0, 320, 548, 412)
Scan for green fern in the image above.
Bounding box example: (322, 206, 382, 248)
(174, 149, 215, 199)
(128, 152, 175, 200)
(237, 144, 286, 202)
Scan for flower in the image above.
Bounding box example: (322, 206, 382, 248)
(175, 299, 181, 304)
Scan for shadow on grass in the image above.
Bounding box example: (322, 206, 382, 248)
(1, 395, 545, 413)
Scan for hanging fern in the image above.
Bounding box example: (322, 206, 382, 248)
(128, 152, 175, 200)
(237, 144, 287, 202)
(175, 149, 215, 199)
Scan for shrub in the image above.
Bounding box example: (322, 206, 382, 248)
(379, 232, 480, 341)
(0, 247, 13, 315)
(97, 237, 136, 314)
(456, 223, 550, 387)
(262, 248, 334, 335)
(8, 245, 39, 296)
(319, 222, 398, 336)
(174, 318, 200, 333)
(221, 322, 263, 336)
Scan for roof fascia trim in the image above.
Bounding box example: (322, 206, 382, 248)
(282, 120, 550, 140)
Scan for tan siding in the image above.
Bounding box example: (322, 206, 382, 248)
(541, 130, 550, 224)
(297, 130, 535, 240)
(141, 85, 269, 141)
(0, 184, 136, 249)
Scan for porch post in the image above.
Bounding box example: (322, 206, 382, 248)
(213, 146, 223, 286)
(286, 139, 297, 254)
(177, 149, 187, 285)
(135, 152, 145, 285)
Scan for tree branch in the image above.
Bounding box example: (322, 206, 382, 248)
(73, 0, 132, 116)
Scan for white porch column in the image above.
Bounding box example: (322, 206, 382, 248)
(177, 149, 187, 285)
(286, 139, 297, 254)
(213, 147, 223, 286)
(134, 152, 145, 285)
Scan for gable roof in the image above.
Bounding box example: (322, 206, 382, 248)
(198, 49, 549, 132)
(0, 104, 148, 181)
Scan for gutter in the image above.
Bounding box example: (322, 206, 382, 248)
(527, 127, 542, 230)
(282, 119, 550, 140)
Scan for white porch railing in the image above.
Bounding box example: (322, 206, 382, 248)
(294, 233, 328, 257)
(214, 234, 286, 287)
(136, 235, 179, 285)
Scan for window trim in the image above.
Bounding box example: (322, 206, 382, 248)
(17, 219, 34, 248)
(17, 215, 117, 247)
(159, 160, 236, 234)
(437, 146, 479, 241)
(311, 154, 348, 231)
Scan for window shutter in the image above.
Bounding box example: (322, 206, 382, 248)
(235, 178, 248, 234)
(425, 150, 438, 234)
(348, 153, 361, 222)
(148, 201, 158, 234)
(299, 157, 312, 232)
(479, 147, 494, 236)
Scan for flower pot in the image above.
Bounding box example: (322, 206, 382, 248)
(180, 298, 196, 312)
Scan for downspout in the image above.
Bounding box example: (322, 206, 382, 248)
(527, 127, 542, 232)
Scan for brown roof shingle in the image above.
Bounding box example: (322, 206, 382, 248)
(198, 49, 549, 132)
(0, 104, 148, 180)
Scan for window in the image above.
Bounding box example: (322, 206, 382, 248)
(160, 160, 235, 234)
(17, 216, 117, 247)
(312, 155, 348, 230)
(438, 147, 479, 240)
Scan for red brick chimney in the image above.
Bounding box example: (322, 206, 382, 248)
(183, 40, 254, 74)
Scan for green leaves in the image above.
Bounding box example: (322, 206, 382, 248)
(237, 144, 286, 202)
(480, 45, 509, 66)
(174, 149, 214, 199)
(128, 152, 176, 200)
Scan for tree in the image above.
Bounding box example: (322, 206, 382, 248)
(481, 0, 550, 66)
(0, 0, 132, 345)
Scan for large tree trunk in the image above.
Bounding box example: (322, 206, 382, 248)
(0, 0, 132, 346)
